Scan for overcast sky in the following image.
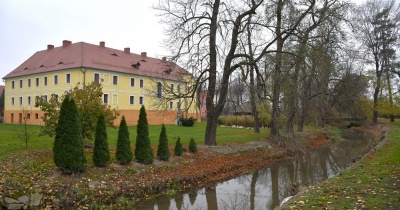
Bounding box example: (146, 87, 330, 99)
(0, 0, 364, 86)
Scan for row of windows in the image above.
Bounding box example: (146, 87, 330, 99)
(11, 73, 146, 89)
(11, 74, 71, 89)
(10, 95, 58, 106)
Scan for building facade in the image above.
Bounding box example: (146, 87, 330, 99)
(3, 40, 199, 125)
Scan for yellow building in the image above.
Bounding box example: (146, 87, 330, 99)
(2, 40, 199, 125)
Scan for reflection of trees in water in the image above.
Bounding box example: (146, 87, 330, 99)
(153, 136, 373, 210)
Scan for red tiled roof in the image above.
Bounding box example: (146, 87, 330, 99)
(3, 41, 191, 82)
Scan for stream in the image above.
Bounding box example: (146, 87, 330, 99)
(135, 131, 374, 210)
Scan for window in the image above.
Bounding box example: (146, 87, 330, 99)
(139, 96, 144, 105)
(129, 96, 135, 105)
(52, 94, 59, 102)
(27, 113, 31, 119)
(177, 101, 180, 109)
(19, 80, 23, 88)
(130, 78, 135, 87)
(171, 84, 174, 92)
(157, 82, 162, 98)
(54, 75, 58, 85)
(66, 73, 71, 84)
(103, 94, 109, 104)
(44, 76, 48, 86)
(28, 79, 31, 88)
(112, 94, 118, 105)
(35, 96, 40, 105)
(11, 97, 14, 106)
(35, 113, 38, 119)
(140, 79, 144, 88)
(35, 78, 39, 87)
(19, 97, 22, 105)
(169, 101, 173, 109)
(113, 75, 118, 85)
(177, 84, 181, 93)
(11, 81, 15, 89)
(94, 73, 100, 83)
(27, 96, 31, 105)
(42, 95, 48, 102)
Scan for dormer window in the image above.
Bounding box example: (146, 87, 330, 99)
(131, 62, 141, 69)
(39, 65, 45, 68)
(110, 53, 118, 57)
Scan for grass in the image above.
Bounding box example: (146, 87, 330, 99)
(0, 122, 269, 158)
(280, 121, 400, 210)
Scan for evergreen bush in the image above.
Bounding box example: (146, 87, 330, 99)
(174, 137, 183, 156)
(54, 95, 86, 174)
(93, 114, 110, 167)
(189, 138, 198, 153)
(116, 116, 133, 165)
(157, 124, 170, 161)
(135, 106, 154, 164)
(180, 116, 197, 127)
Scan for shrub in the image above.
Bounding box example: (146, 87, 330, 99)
(93, 114, 110, 167)
(180, 116, 196, 127)
(54, 95, 86, 174)
(116, 116, 133, 165)
(189, 138, 197, 153)
(174, 137, 183, 156)
(218, 115, 269, 127)
(135, 106, 154, 164)
(157, 124, 170, 161)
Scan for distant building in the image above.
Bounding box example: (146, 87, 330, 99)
(3, 40, 199, 125)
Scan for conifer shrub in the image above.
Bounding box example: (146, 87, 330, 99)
(54, 95, 86, 174)
(116, 116, 133, 165)
(93, 114, 110, 167)
(174, 137, 183, 156)
(157, 124, 170, 161)
(189, 137, 198, 153)
(135, 106, 154, 164)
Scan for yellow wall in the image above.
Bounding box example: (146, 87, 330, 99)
(4, 68, 200, 125)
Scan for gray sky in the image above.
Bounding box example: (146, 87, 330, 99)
(0, 0, 364, 86)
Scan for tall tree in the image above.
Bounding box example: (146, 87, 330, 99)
(352, 0, 400, 124)
(54, 95, 86, 174)
(157, 124, 170, 161)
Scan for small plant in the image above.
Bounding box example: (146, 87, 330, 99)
(116, 116, 133, 165)
(189, 138, 197, 153)
(174, 137, 183, 156)
(180, 116, 197, 127)
(157, 124, 170, 161)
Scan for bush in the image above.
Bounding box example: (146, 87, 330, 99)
(174, 137, 183, 156)
(189, 138, 197, 153)
(93, 114, 110, 167)
(218, 115, 269, 127)
(157, 124, 170, 161)
(54, 95, 86, 174)
(180, 116, 197, 127)
(116, 116, 133, 165)
(135, 106, 154, 164)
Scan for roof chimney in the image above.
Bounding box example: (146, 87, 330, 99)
(99, 41, 105, 47)
(124, 47, 130, 53)
(47, 44, 54, 50)
(162, 57, 167, 62)
(62, 40, 72, 47)
(141, 52, 147, 57)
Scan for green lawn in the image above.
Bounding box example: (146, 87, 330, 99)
(0, 122, 269, 158)
(280, 121, 400, 210)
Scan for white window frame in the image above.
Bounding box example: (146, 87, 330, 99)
(54, 74, 58, 85)
(44, 76, 48, 86)
(113, 75, 118, 85)
(27, 78, 31, 88)
(103, 74, 110, 85)
(35, 77, 40, 87)
(129, 95, 135, 105)
(19, 97, 23, 105)
(11, 81, 15, 89)
(130, 77, 135, 87)
(94, 73, 100, 83)
(112, 94, 118, 105)
(27, 96, 31, 105)
(103, 93, 109, 104)
(11, 97, 14, 106)
(140, 79, 144, 88)
(19, 80, 23, 88)
(169, 101, 173, 109)
(139, 96, 144, 105)
(66, 73, 71, 84)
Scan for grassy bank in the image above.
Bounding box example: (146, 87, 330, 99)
(280, 122, 400, 210)
(0, 122, 269, 158)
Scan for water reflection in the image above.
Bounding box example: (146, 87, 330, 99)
(136, 134, 372, 210)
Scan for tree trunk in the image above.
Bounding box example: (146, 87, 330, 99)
(372, 58, 381, 124)
(386, 69, 395, 122)
(270, 0, 284, 142)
